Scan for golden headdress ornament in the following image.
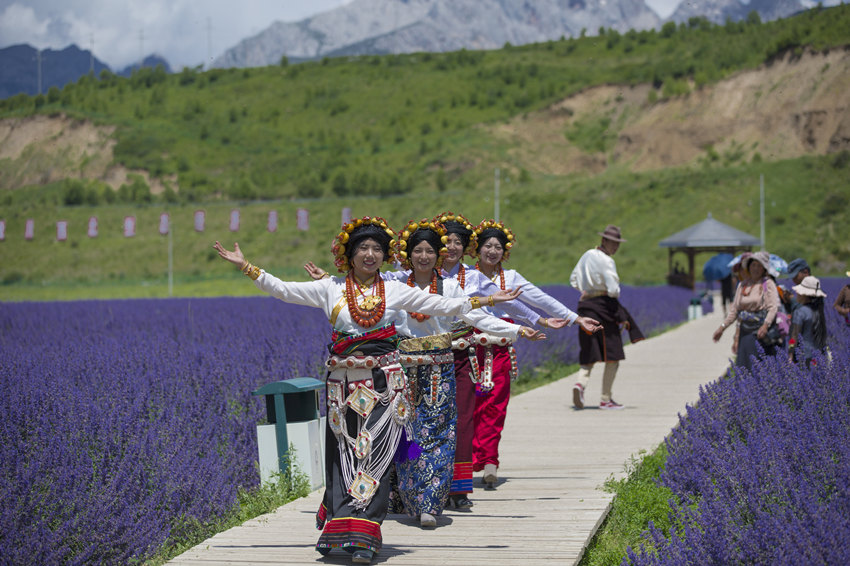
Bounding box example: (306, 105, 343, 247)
(432, 211, 478, 257)
(331, 216, 397, 273)
(396, 218, 448, 270)
(473, 219, 516, 261)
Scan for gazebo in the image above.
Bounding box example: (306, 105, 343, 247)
(658, 213, 761, 289)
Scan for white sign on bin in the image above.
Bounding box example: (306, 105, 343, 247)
(256, 417, 326, 490)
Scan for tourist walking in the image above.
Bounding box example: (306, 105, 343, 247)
(713, 251, 782, 371)
(833, 271, 850, 327)
(570, 225, 644, 410)
(789, 276, 828, 365)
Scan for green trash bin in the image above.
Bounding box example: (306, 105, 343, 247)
(253, 377, 325, 489)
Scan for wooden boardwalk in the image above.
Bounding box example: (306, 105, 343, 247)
(169, 309, 733, 565)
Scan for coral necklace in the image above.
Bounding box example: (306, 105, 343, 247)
(456, 264, 466, 289)
(407, 271, 438, 322)
(476, 262, 505, 290)
(345, 272, 385, 328)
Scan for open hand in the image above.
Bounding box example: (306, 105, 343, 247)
(520, 326, 546, 341)
(489, 287, 522, 304)
(213, 241, 245, 267)
(304, 261, 328, 280)
(577, 316, 602, 334)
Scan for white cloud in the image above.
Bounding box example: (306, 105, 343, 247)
(0, 4, 51, 47)
(0, 0, 352, 70)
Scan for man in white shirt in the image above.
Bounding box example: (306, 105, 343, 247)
(569, 225, 643, 410)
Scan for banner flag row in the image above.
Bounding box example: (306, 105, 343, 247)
(0, 207, 355, 242)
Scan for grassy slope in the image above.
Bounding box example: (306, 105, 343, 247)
(1, 6, 850, 300)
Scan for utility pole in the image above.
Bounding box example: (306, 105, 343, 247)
(36, 49, 43, 94)
(139, 29, 145, 68)
(207, 17, 212, 68)
(494, 168, 500, 222)
(89, 34, 94, 73)
(759, 174, 765, 251)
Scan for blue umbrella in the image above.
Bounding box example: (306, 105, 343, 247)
(703, 253, 734, 281)
(770, 253, 788, 276)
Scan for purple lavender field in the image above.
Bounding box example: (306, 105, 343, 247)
(0, 284, 692, 563)
(0, 297, 328, 564)
(625, 278, 850, 565)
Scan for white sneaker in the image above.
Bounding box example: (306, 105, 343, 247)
(572, 383, 585, 409)
(420, 512, 437, 528)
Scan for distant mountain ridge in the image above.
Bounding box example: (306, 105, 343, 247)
(213, 0, 829, 69)
(667, 0, 808, 24)
(214, 0, 661, 67)
(0, 44, 171, 99)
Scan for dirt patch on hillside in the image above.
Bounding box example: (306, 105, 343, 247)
(489, 48, 850, 174)
(0, 114, 168, 193)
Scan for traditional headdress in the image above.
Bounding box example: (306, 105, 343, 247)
(433, 211, 477, 257)
(332, 216, 397, 273)
(473, 219, 516, 262)
(396, 218, 448, 270)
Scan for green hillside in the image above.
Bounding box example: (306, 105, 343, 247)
(1, 5, 849, 300)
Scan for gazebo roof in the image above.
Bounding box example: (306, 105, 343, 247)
(659, 213, 761, 249)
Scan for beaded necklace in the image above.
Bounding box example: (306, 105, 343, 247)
(406, 271, 438, 322)
(345, 272, 385, 328)
(475, 261, 505, 290)
(456, 263, 466, 289)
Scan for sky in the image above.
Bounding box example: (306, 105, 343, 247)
(0, 0, 828, 71)
(0, 0, 355, 70)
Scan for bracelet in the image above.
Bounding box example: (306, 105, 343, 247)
(519, 328, 526, 338)
(241, 261, 261, 281)
(321, 271, 330, 279)
(487, 295, 495, 307)
(470, 297, 482, 309)
(540, 318, 548, 328)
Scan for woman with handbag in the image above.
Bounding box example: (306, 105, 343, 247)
(713, 251, 781, 370)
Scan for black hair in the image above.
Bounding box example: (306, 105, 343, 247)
(476, 227, 508, 254)
(443, 220, 472, 251)
(810, 297, 827, 350)
(408, 228, 443, 256)
(346, 224, 391, 262)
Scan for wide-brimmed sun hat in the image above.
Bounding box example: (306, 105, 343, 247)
(742, 251, 778, 278)
(598, 224, 626, 242)
(792, 276, 826, 298)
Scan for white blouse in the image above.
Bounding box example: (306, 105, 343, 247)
(473, 266, 579, 324)
(254, 270, 473, 335)
(441, 263, 542, 326)
(383, 270, 520, 339)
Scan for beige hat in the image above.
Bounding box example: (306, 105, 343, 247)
(792, 276, 826, 298)
(743, 251, 778, 278)
(598, 224, 626, 242)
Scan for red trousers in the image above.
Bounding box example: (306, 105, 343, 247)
(472, 344, 512, 471)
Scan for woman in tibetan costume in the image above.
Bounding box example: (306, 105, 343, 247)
(470, 220, 602, 489)
(213, 217, 501, 565)
(385, 219, 544, 528)
(433, 211, 566, 509)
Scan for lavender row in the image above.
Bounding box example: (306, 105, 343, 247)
(0, 297, 328, 565)
(625, 278, 850, 564)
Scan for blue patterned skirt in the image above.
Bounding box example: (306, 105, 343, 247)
(393, 335, 457, 516)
